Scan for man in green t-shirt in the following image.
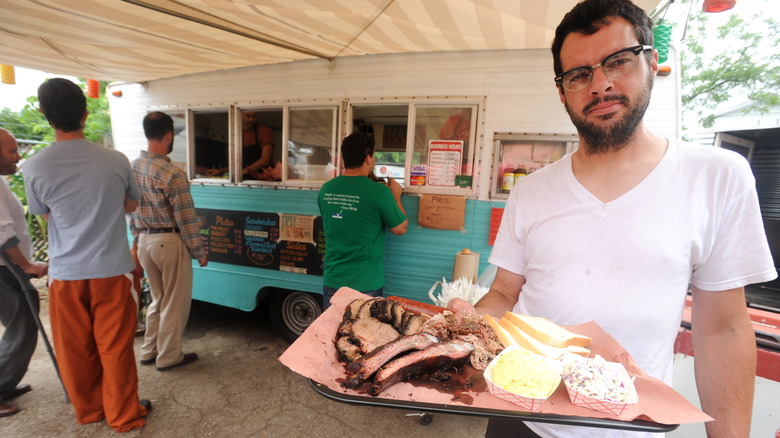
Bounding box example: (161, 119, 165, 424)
(318, 133, 408, 310)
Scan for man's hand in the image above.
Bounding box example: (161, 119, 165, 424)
(473, 267, 525, 318)
(206, 168, 226, 177)
(131, 241, 144, 277)
(198, 257, 208, 267)
(23, 261, 48, 278)
(447, 297, 478, 314)
(387, 178, 403, 198)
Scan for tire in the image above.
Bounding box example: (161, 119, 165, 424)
(270, 290, 322, 343)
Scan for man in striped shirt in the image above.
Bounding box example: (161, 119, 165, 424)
(129, 111, 207, 372)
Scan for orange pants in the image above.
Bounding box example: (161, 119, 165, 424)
(49, 274, 147, 432)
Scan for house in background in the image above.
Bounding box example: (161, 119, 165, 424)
(685, 102, 780, 308)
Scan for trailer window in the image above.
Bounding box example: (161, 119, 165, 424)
(352, 105, 408, 183)
(159, 110, 188, 171)
(192, 111, 229, 178)
(493, 134, 575, 197)
(288, 107, 337, 182)
(239, 108, 282, 181)
(413, 106, 476, 188)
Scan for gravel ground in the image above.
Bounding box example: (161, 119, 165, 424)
(1, 279, 488, 437)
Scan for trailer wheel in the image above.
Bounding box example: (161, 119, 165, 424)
(270, 291, 322, 343)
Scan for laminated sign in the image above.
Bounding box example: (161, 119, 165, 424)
(427, 140, 463, 187)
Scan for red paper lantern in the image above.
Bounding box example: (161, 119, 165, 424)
(87, 79, 99, 98)
(702, 0, 736, 13)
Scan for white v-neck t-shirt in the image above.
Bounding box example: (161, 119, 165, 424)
(489, 140, 777, 382)
(489, 139, 775, 437)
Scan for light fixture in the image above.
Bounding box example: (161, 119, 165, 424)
(702, 0, 736, 13)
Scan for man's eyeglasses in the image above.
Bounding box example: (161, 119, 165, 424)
(555, 45, 653, 92)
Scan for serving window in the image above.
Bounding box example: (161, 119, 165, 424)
(237, 108, 282, 181)
(152, 110, 188, 171)
(191, 109, 230, 179)
(492, 133, 578, 198)
(412, 105, 477, 188)
(352, 104, 408, 184)
(348, 101, 480, 192)
(287, 106, 338, 183)
(184, 98, 481, 192)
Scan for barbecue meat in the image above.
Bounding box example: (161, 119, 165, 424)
(344, 298, 365, 320)
(399, 314, 424, 335)
(343, 333, 439, 388)
(335, 297, 429, 364)
(336, 335, 363, 363)
(420, 312, 503, 370)
(349, 315, 401, 354)
(369, 339, 475, 396)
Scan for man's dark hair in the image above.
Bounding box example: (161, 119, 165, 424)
(341, 132, 374, 169)
(551, 0, 654, 77)
(143, 111, 174, 141)
(37, 78, 87, 132)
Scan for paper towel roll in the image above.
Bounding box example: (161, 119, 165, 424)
(453, 250, 480, 284)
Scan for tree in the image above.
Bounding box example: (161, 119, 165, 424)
(0, 79, 113, 145)
(658, 1, 780, 129)
(80, 79, 114, 146)
(0, 98, 53, 145)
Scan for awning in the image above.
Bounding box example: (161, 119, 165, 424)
(0, 0, 661, 83)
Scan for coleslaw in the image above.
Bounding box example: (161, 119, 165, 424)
(560, 354, 633, 402)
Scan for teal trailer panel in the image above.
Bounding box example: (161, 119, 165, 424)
(189, 184, 506, 310)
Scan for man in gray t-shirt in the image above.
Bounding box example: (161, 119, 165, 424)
(23, 78, 149, 433)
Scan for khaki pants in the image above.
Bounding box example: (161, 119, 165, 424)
(137, 232, 193, 368)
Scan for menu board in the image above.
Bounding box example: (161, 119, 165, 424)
(197, 208, 324, 276)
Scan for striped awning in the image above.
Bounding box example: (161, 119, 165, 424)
(0, 0, 662, 83)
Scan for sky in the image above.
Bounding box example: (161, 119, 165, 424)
(1, 67, 77, 112)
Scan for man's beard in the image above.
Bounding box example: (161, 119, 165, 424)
(167, 139, 174, 155)
(564, 74, 653, 155)
(0, 163, 15, 175)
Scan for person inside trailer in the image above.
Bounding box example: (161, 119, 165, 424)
(206, 111, 274, 180)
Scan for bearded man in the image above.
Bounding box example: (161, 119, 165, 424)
(128, 111, 207, 372)
(447, 1, 776, 437)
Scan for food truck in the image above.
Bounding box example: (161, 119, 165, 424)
(1, 1, 777, 434)
(88, 37, 780, 438)
(103, 44, 681, 342)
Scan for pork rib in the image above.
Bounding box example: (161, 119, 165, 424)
(369, 340, 474, 396)
(343, 333, 439, 388)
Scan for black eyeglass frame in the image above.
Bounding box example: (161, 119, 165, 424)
(554, 45, 654, 91)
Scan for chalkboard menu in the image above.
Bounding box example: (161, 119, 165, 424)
(197, 208, 324, 276)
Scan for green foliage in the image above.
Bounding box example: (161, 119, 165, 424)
(0, 103, 53, 145)
(660, 2, 780, 129)
(0, 78, 113, 145)
(374, 151, 405, 165)
(78, 79, 114, 145)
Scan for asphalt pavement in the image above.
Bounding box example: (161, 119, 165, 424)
(1, 279, 488, 437)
